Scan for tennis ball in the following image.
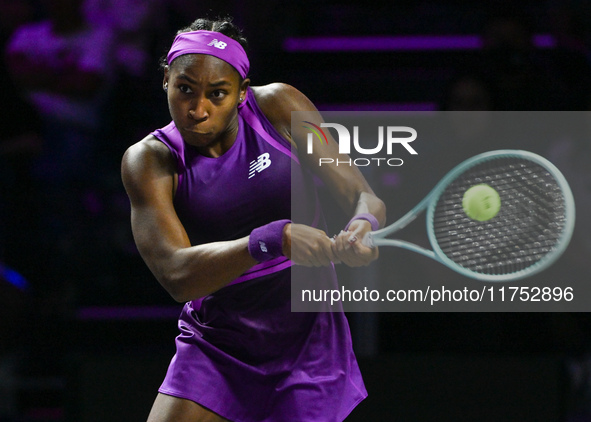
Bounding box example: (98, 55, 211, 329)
(462, 184, 501, 221)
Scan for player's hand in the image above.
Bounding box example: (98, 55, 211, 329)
(331, 219, 378, 267)
(283, 223, 340, 267)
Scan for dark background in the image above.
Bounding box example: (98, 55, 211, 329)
(1, 0, 591, 420)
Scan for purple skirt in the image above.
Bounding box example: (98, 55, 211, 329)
(158, 268, 367, 421)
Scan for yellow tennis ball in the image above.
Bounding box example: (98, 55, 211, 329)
(462, 184, 501, 221)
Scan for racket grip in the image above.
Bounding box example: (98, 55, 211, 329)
(362, 232, 375, 248)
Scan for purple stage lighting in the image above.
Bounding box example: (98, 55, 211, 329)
(283, 34, 556, 52)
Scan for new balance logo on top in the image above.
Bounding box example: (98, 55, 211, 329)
(248, 153, 271, 179)
(207, 39, 227, 49)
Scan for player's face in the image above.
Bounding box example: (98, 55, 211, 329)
(164, 54, 249, 157)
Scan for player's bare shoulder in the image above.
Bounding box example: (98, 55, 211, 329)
(252, 83, 315, 114)
(251, 83, 317, 141)
(121, 135, 177, 197)
(123, 135, 175, 171)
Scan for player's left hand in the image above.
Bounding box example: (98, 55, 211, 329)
(331, 219, 378, 267)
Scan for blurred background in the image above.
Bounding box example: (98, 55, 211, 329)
(1, 0, 591, 420)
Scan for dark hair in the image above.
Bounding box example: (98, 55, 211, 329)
(160, 16, 248, 69)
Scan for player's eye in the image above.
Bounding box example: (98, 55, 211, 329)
(211, 90, 225, 99)
(179, 85, 193, 94)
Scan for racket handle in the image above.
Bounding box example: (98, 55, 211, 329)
(362, 232, 375, 248)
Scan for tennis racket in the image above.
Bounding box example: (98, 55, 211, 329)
(363, 150, 575, 282)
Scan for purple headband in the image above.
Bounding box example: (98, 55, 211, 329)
(166, 30, 249, 79)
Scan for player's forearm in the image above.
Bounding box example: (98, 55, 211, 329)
(153, 237, 257, 302)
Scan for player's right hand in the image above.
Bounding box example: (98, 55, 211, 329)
(283, 223, 340, 267)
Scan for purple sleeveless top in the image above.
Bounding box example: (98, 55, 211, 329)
(150, 88, 367, 421)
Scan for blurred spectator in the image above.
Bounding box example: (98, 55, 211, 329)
(480, 8, 556, 110)
(480, 5, 591, 110)
(82, 0, 172, 166)
(8, 0, 113, 183)
(83, 0, 166, 78)
(5, 0, 117, 295)
(0, 0, 43, 279)
(6, 0, 116, 184)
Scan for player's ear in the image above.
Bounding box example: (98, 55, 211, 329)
(239, 78, 250, 102)
(163, 66, 170, 93)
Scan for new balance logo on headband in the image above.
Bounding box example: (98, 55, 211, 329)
(207, 39, 227, 49)
(249, 153, 271, 179)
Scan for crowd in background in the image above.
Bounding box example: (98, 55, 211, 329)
(2, 0, 591, 419)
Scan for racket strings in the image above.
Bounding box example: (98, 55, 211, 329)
(432, 158, 567, 276)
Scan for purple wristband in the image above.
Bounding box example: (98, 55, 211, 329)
(248, 220, 291, 262)
(344, 213, 379, 232)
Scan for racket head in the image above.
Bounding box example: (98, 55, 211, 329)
(425, 150, 575, 281)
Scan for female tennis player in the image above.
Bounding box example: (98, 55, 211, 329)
(121, 17, 386, 422)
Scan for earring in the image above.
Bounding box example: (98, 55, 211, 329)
(164, 83, 168, 92)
